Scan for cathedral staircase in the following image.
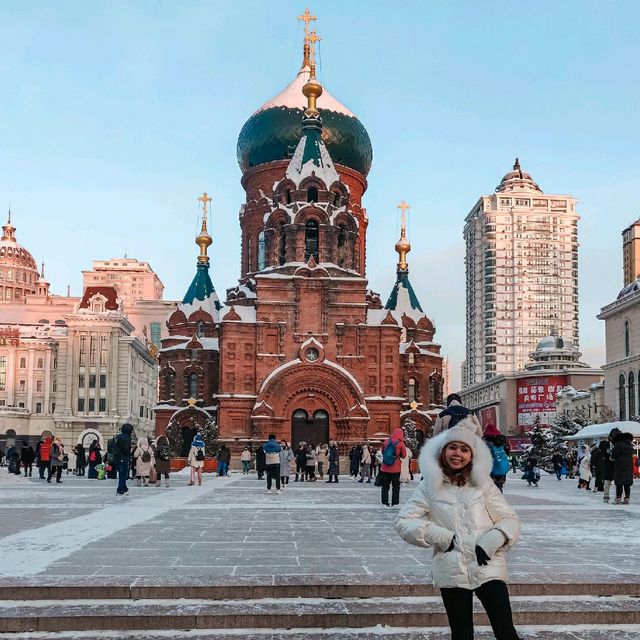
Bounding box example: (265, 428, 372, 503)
(0, 578, 639, 639)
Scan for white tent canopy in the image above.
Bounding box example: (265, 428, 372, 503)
(564, 421, 640, 441)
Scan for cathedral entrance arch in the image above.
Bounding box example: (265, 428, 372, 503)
(291, 409, 330, 448)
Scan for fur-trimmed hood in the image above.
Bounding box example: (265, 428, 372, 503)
(419, 418, 493, 492)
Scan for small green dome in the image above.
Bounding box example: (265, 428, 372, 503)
(237, 66, 373, 177)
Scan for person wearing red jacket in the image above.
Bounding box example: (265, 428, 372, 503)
(380, 428, 407, 507)
(38, 437, 53, 481)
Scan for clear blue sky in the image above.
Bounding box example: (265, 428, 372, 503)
(1, 1, 639, 390)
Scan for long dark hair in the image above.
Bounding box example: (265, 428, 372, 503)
(438, 445, 472, 487)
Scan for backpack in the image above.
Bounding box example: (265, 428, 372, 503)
(107, 437, 117, 456)
(141, 449, 151, 463)
(382, 439, 399, 466)
(195, 448, 205, 461)
(442, 405, 471, 429)
(157, 444, 170, 461)
(489, 443, 510, 476)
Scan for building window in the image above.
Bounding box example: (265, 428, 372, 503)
(305, 220, 319, 262)
(196, 320, 206, 338)
(188, 373, 198, 398)
(278, 223, 287, 266)
(150, 322, 161, 347)
(257, 231, 266, 270)
(78, 398, 85, 412)
(625, 320, 631, 357)
(408, 378, 416, 403)
(88, 398, 95, 412)
(51, 402, 55, 413)
(35, 402, 42, 414)
(100, 374, 106, 388)
(0, 355, 5, 391)
(629, 371, 636, 417)
(79, 374, 85, 388)
(307, 186, 318, 203)
(139, 405, 144, 417)
(37, 358, 44, 369)
(19, 357, 26, 369)
(52, 379, 57, 392)
(90, 337, 97, 364)
(99, 398, 106, 412)
(36, 380, 43, 392)
(19, 380, 26, 391)
(89, 374, 96, 388)
(619, 373, 627, 421)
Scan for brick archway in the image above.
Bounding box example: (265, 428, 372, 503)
(252, 360, 369, 443)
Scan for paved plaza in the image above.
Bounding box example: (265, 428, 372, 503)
(0, 469, 638, 582)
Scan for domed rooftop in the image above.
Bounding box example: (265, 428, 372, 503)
(237, 62, 373, 177)
(0, 211, 38, 272)
(618, 279, 640, 300)
(495, 158, 542, 193)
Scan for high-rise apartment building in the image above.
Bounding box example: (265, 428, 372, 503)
(463, 159, 579, 386)
(622, 219, 640, 286)
(83, 258, 164, 307)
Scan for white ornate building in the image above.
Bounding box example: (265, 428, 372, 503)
(463, 160, 580, 386)
(0, 212, 177, 451)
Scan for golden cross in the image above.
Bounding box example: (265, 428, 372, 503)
(198, 192, 212, 219)
(187, 397, 196, 406)
(397, 200, 410, 232)
(298, 8, 317, 39)
(409, 400, 419, 411)
(308, 29, 321, 66)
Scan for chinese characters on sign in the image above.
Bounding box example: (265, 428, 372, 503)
(516, 375, 568, 428)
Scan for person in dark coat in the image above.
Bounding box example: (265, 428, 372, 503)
(6, 445, 21, 475)
(349, 445, 362, 477)
(599, 440, 615, 503)
(21, 443, 35, 477)
(551, 451, 564, 481)
(294, 444, 307, 482)
(522, 456, 539, 487)
(590, 444, 604, 492)
(611, 431, 635, 504)
(327, 441, 340, 483)
(255, 445, 266, 480)
(74, 444, 86, 476)
(217, 445, 231, 477)
(87, 440, 102, 479)
(114, 423, 134, 495)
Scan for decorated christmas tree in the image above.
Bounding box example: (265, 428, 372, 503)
(403, 418, 420, 453)
(201, 417, 219, 457)
(526, 415, 553, 467)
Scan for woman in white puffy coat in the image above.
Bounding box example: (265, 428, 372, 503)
(395, 419, 521, 640)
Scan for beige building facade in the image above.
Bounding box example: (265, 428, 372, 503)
(622, 219, 640, 286)
(556, 383, 606, 424)
(463, 160, 579, 387)
(598, 282, 640, 421)
(83, 258, 165, 308)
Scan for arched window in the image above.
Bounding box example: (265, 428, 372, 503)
(408, 378, 416, 403)
(629, 371, 636, 417)
(163, 371, 175, 400)
(246, 233, 252, 272)
(337, 224, 346, 267)
(305, 220, 319, 261)
(619, 373, 627, 420)
(284, 189, 292, 205)
(196, 321, 206, 338)
(257, 231, 266, 270)
(625, 320, 631, 357)
(188, 373, 198, 399)
(307, 186, 318, 203)
(278, 223, 287, 266)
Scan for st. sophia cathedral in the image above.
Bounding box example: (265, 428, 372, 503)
(154, 13, 445, 459)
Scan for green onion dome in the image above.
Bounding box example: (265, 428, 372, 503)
(237, 64, 373, 177)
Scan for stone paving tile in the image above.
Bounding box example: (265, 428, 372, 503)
(1, 472, 639, 580)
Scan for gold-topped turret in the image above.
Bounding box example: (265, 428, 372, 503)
(196, 191, 213, 264)
(395, 200, 411, 271)
(302, 26, 323, 116)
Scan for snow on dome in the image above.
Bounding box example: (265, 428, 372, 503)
(256, 65, 355, 117)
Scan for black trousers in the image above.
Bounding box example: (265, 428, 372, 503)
(380, 471, 400, 506)
(441, 580, 520, 640)
(47, 466, 62, 482)
(266, 464, 281, 490)
(616, 483, 631, 499)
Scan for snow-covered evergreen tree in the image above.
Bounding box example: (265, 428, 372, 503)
(201, 418, 219, 457)
(526, 416, 553, 466)
(549, 411, 581, 452)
